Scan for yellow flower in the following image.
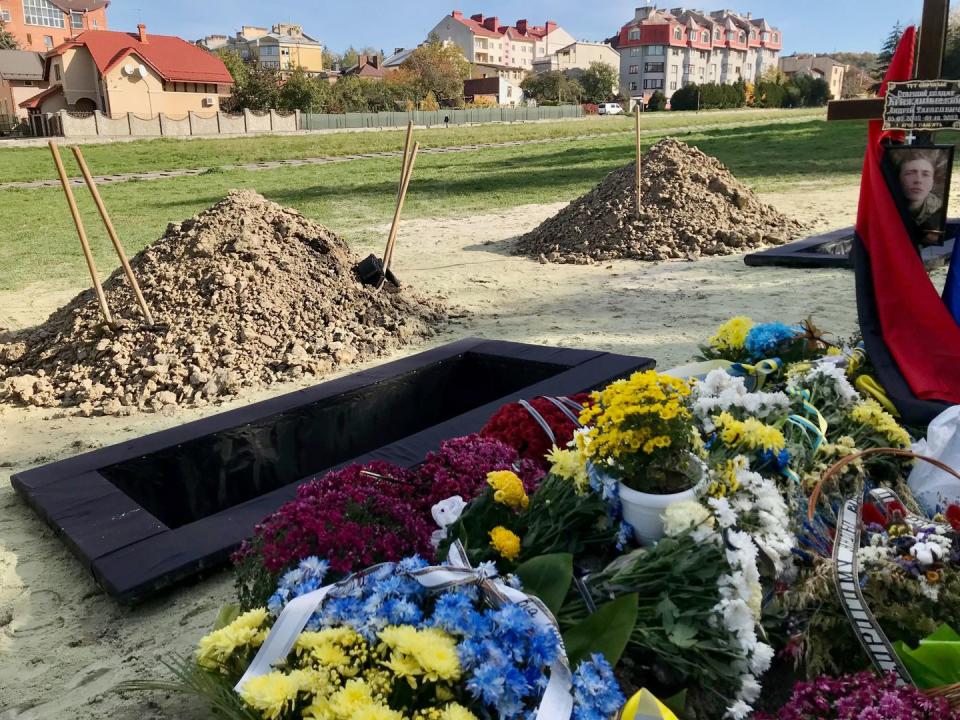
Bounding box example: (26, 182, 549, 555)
(489, 526, 522, 561)
(329, 678, 376, 717)
(441, 703, 480, 720)
(713, 413, 785, 452)
(196, 607, 268, 669)
(849, 399, 911, 448)
(239, 671, 301, 720)
(379, 626, 462, 686)
(642, 435, 672, 454)
(487, 470, 529, 510)
(295, 628, 362, 672)
(709, 316, 754, 352)
(353, 705, 405, 720)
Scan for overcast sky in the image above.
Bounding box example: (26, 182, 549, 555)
(111, 1, 941, 55)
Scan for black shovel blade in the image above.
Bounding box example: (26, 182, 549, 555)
(354, 254, 401, 288)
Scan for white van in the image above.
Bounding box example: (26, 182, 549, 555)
(598, 102, 624, 115)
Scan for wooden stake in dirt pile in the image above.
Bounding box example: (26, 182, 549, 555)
(0, 190, 448, 416)
(514, 137, 806, 265)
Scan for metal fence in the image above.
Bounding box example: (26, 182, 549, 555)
(300, 105, 584, 131)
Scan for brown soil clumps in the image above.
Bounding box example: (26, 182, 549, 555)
(514, 137, 805, 264)
(0, 190, 448, 415)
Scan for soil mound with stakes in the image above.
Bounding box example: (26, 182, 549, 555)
(0, 190, 448, 415)
(514, 137, 805, 264)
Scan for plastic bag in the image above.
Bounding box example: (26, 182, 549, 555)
(909, 405, 960, 514)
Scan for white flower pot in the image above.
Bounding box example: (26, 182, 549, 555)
(618, 482, 699, 546)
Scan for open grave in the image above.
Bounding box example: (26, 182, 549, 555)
(11, 338, 654, 604)
(745, 222, 958, 269)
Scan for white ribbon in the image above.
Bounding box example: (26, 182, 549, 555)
(234, 542, 575, 720)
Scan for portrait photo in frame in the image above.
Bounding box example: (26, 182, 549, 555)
(882, 143, 954, 247)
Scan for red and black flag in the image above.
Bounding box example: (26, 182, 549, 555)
(854, 26, 960, 424)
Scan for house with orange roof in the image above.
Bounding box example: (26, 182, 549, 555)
(21, 24, 233, 116)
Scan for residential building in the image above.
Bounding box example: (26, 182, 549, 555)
(463, 74, 524, 105)
(614, 6, 782, 103)
(779, 54, 845, 100)
(531, 40, 620, 90)
(341, 54, 385, 79)
(0, 48, 46, 117)
(198, 23, 323, 76)
(0, 0, 108, 52)
(428, 11, 575, 72)
(21, 25, 232, 116)
(383, 46, 414, 72)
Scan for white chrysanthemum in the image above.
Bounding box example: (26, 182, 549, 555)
(749, 642, 774, 675)
(789, 363, 859, 405)
(708, 496, 738, 528)
(663, 501, 714, 537)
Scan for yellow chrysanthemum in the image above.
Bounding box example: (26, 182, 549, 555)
(441, 703, 480, 720)
(486, 470, 529, 510)
(239, 671, 301, 720)
(713, 413, 785, 453)
(329, 678, 376, 717)
(709, 316, 755, 352)
(642, 435, 672, 454)
(546, 445, 590, 493)
(379, 626, 462, 687)
(196, 607, 268, 669)
(850, 399, 911, 448)
(489, 526, 522, 562)
(352, 704, 405, 720)
(295, 628, 362, 672)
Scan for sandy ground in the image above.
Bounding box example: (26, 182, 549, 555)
(0, 181, 952, 719)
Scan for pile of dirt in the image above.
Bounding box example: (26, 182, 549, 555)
(514, 137, 805, 264)
(0, 190, 448, 415)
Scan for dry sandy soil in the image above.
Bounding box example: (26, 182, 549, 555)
(0, 181, 952, 719)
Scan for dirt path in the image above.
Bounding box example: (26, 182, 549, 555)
(0, 182, 951, 720)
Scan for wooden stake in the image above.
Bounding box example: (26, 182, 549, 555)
(398, 120, 414, 200)
(72, 146, 155, 325)
(635, 110, 642, 218)
(49, 141, 113, 326)
(383, 141, 420, 273)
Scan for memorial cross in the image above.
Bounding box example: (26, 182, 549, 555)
(827, 0, 950, 125)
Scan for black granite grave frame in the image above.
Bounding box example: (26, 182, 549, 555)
(11, 338, 653, 605)
(743, 223, 957, 269)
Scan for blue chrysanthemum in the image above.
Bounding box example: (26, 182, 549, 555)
(744, 322, 802, 358)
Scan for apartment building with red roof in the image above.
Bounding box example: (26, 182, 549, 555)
(615, 5, 782, 104)
(429, 11, 574, 73)
(0, 0, 108, 52)
(21, 24, 233, 115)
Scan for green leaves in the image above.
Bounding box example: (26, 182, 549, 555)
(563, 593, 639, 668)
(515, 553, 573, 616)
(212, 603, 240, 631)
(894, 625, 960, 689)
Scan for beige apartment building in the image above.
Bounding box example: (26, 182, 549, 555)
(200, 24, 323, 76)
(532, 40, 620, 89)
(21, 25, 232, 116)
(779, 54, 845, 100)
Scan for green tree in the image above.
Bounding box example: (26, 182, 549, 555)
(228, 65, 280, 111)
(401, 35, 471, 105)
(322, 47, 340, 70)
(647, 91, 667, 111)
(579, 61, 619, 104)
(874, 21, 904, 87)
(521, 70, 583, 105)
(278, 66, 327, 111)
(0, 18, 20, 50)
(329, 76, 368, 113)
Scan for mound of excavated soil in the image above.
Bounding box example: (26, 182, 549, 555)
(514, 137, 805, 264)
(0, 190, 448, 415)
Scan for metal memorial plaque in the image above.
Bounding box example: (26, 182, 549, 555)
(883, 79, 960, 131)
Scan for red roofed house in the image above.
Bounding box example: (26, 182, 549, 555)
(0, 0, 109, 53)
(429, 11, 574, 72)
(21, 24, 233, 115)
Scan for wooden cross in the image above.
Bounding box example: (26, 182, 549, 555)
(827, 0, 950, 123)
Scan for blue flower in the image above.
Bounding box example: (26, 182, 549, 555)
(744, 322, 802, 358)
(572, 654, 625, 720)
(467, 661, 506, 705)
(616, 521, 634, 551)
(299, 556, 329, 581)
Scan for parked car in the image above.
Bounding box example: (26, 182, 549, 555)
(598, 102, 624, 115)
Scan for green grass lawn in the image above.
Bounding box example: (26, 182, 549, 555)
(0, 108, 822, 185)
(0, 117, 862, 293)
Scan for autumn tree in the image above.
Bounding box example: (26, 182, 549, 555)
(521, 70, 583, 105)
(401, 35, 471, 105)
